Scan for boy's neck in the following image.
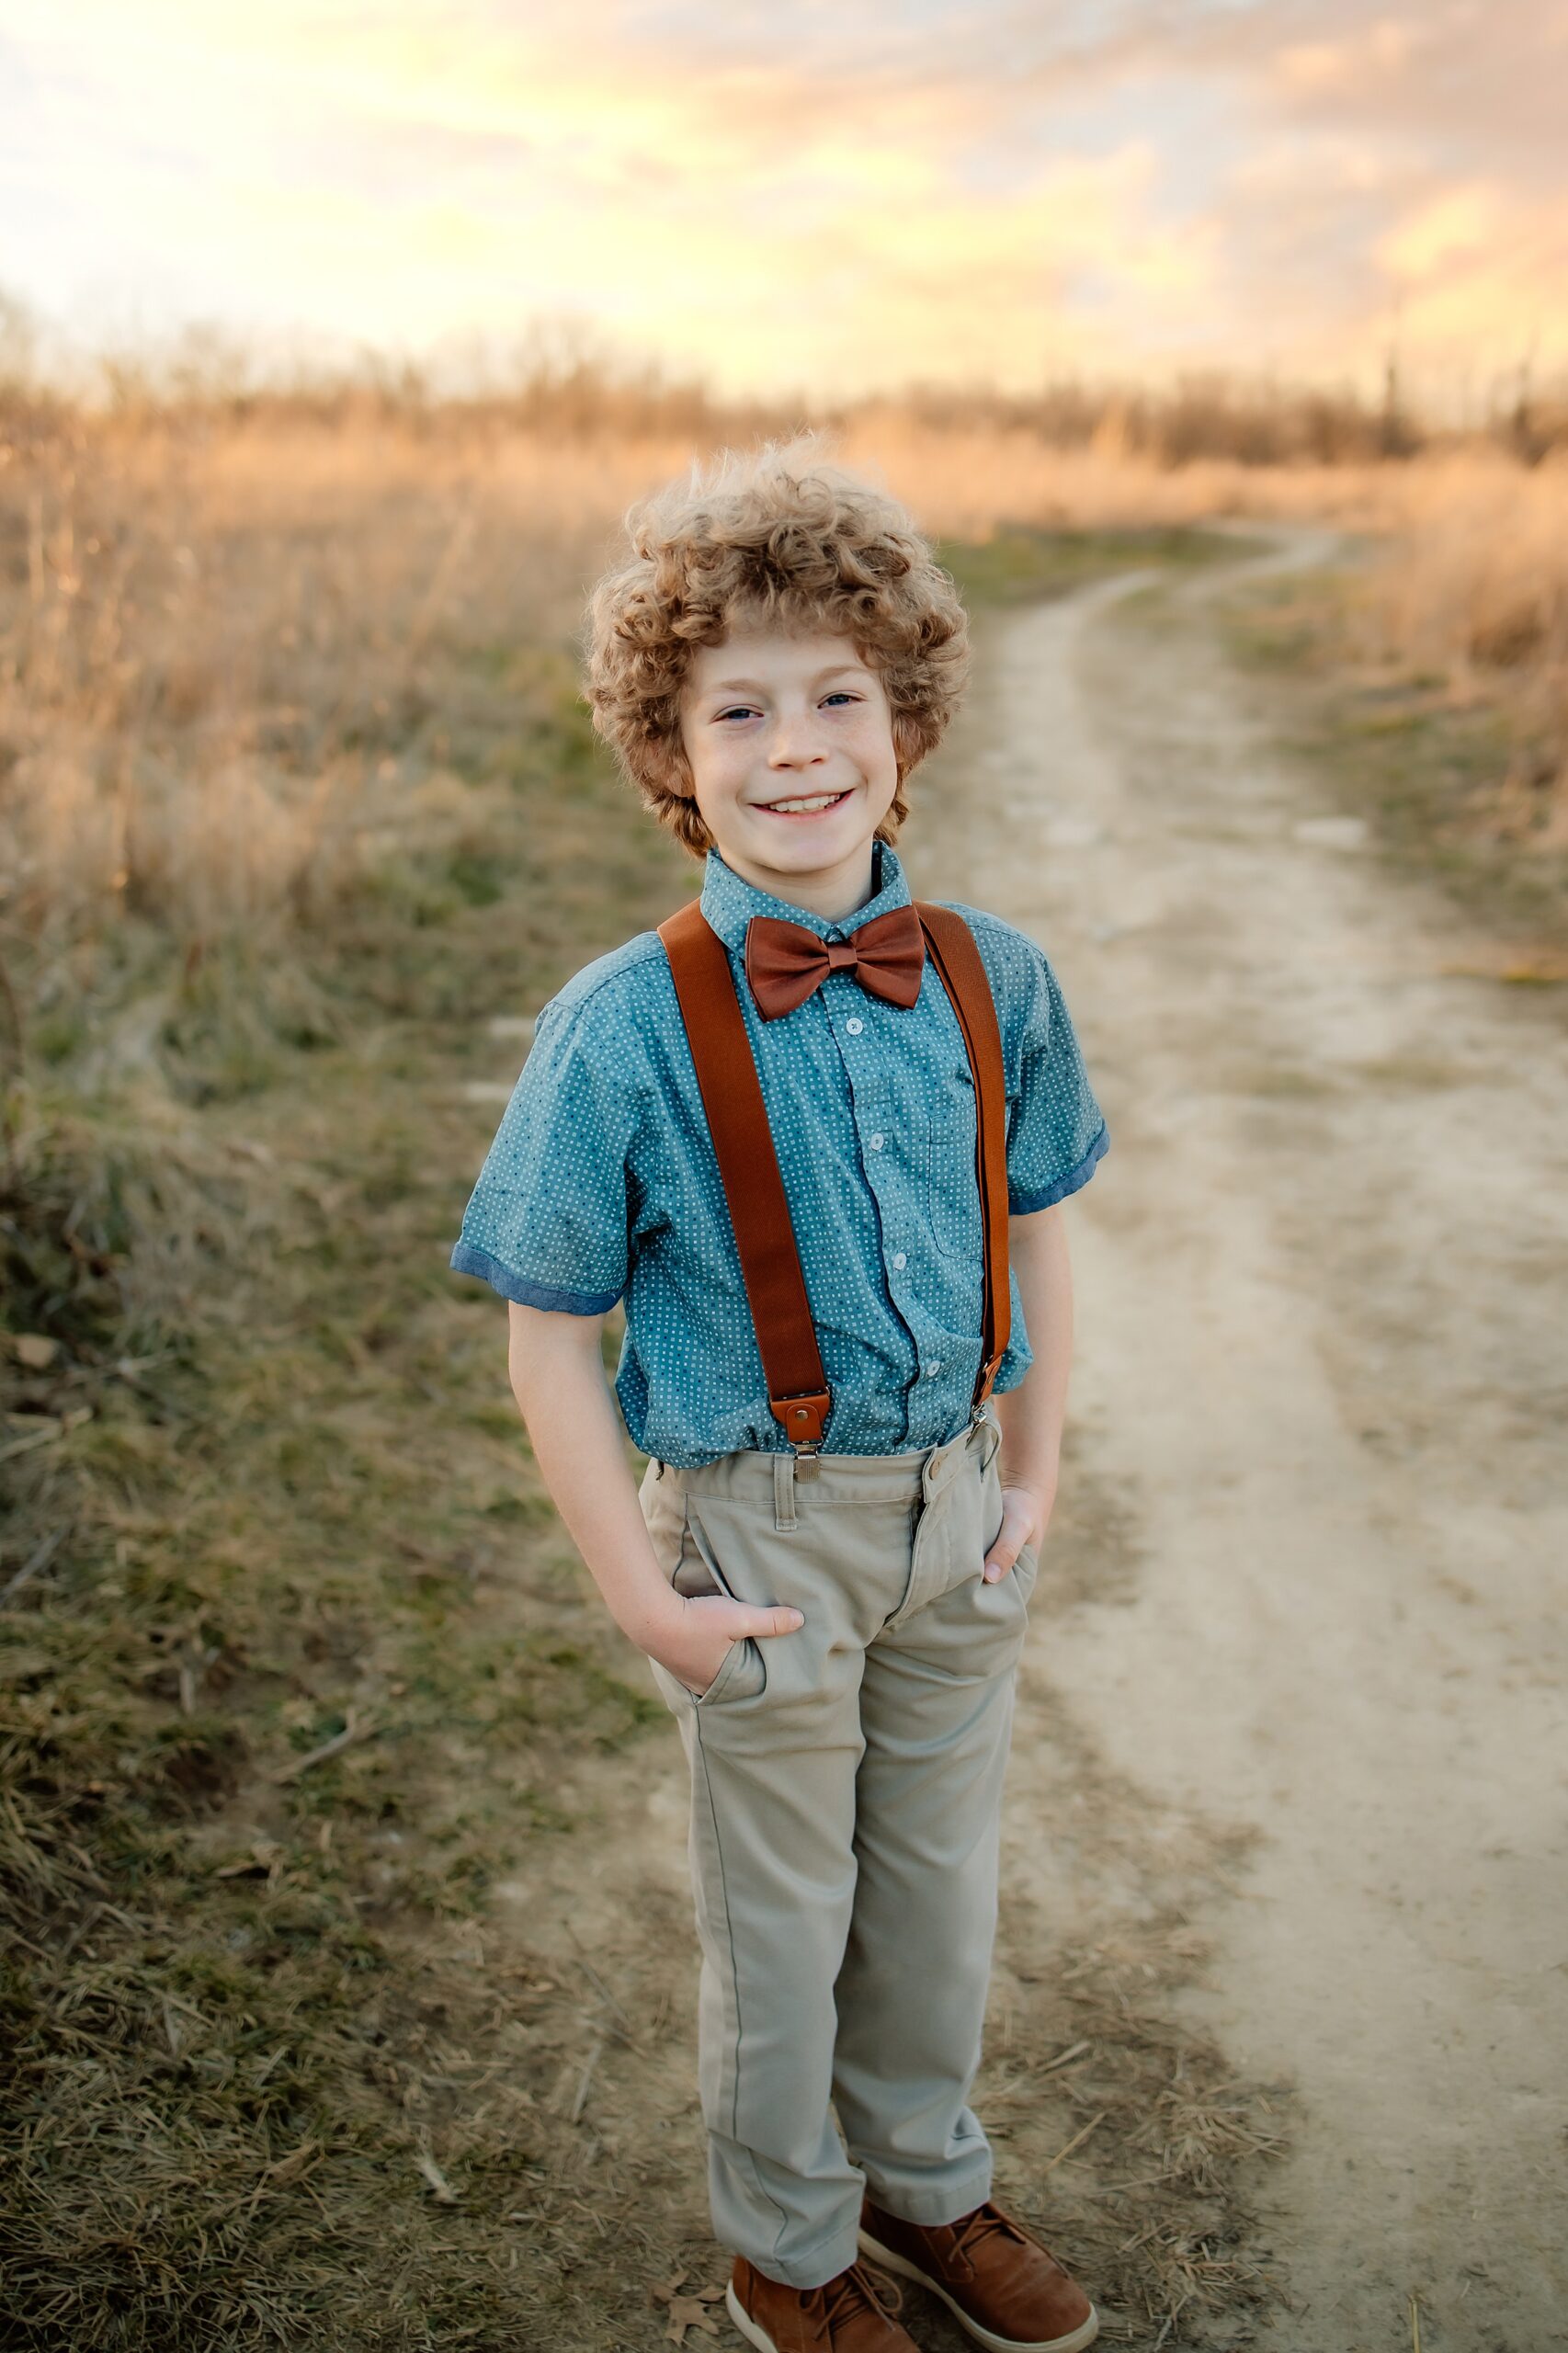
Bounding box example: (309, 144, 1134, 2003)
(722, 839, 881, 926)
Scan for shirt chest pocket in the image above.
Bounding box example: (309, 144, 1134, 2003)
(925, 1063, 980, 1263)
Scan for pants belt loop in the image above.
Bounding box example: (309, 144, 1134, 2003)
(773, 1449, 797, 1534)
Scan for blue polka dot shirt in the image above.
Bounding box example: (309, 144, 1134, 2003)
(449, 840, 1108, 1467)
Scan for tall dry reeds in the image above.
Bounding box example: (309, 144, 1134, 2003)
(0, 414, 689, 939)
(838, 409, 1409, 536)
(4, 389, 1567, 942)
(1359, 452, 1568, 827)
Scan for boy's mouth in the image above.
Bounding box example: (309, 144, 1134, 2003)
(755, 788, 852, 819)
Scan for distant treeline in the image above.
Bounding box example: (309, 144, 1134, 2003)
(1, 297, 1563, 466)
(886, 372, 1567, 468)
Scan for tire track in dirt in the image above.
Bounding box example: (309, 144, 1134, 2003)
(905, 534, 1568, 2351)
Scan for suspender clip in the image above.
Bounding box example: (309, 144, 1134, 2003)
(969, 1357, 1005, 1439)
(771, 1389, 832, 1456)
(773, 1389, 830, 1476)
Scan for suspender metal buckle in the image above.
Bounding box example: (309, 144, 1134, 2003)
(774, 1390, 831, 1449)
(772, 1389, 830, 1479)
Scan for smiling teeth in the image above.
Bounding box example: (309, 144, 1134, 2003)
(763, 791, 844, 813)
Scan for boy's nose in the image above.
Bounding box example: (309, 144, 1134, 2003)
(767, 726, 826, 767)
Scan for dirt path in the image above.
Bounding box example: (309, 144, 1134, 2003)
(900, 535, 1568, 2350)
(505, 537, 1565, 2350)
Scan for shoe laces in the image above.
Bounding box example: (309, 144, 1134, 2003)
(814, 2259, 904, 2334)
(950, 2200, 1035, 2261)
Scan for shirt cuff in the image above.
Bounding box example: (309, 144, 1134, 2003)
(1008, 1120, 1109, 1214)
(449, 1242, 621, 1314)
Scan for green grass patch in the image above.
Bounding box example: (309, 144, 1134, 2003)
(937, 521, 1244, 608)
(0, 634, 691, 2347)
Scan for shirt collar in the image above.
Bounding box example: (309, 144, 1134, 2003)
(698, 838, 913, 955)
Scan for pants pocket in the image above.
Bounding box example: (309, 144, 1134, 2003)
(639, 1468, 758, 1709)
(682, 1507, 769, 1704)
(639, 1461, 691, 1582)
(978, 1426, 1034, 1605)
(642, 1466, 735, 1604)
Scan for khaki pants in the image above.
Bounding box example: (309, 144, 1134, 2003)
(638, 1405, 1039, 2290)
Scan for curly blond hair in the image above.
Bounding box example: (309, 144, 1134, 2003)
(583, 438, 970, 856)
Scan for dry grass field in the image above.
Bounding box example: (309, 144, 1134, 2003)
(4, 392, 1566, 939)
(2, 381, 1565, 2347)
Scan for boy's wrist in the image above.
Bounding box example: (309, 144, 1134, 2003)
(614, 1583, 687, 1658)
(999, 1461, 1059, 1511)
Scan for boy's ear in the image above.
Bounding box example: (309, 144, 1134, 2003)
(644, 735, 713, 854)
(890, 712, 925, 781)
(643, 727, 692, 793)
(664, 747, 699, 801)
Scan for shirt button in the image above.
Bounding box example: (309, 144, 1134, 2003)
(926, 1360, 942, 1377)
(845, 1017, 864, 1035)
(869, 1132, 885, 1151)
(891, 1250, 907, 1269)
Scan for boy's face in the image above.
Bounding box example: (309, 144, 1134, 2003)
(678, 625, 900, 908)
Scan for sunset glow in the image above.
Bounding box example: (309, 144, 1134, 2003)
(4, 0, 1563, 397)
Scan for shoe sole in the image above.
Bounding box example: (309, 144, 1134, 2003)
(857, 2229, 1100, 2353)
(724, 2279, 781, 2353)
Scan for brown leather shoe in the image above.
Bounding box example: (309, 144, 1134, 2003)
(726, 2253, 923, 2352)
(858, 2197, 1099, 2352)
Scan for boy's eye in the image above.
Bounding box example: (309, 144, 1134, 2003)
(715, 705, 757, 722)
(822, 691, 860, 708)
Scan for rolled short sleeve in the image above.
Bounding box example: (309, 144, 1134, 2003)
(1002, 939, 1108, 1214)
(448, 991, 644, 1313)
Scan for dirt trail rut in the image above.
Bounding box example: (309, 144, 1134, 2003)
(902, 534, 1568, 2350)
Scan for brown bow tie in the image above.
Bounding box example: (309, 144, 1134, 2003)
(744, 904, 926, 1021)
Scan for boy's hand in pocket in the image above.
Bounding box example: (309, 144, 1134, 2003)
(983, 1481, 1052, 1583)
(646, 1592, 804, 1697)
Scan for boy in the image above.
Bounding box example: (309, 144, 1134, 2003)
(449, 445, 1108, 2353)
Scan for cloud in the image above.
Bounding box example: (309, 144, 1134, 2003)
(2, 0, 1564, 392)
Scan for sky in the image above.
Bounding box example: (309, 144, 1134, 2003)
(2, 0, 1564, 402)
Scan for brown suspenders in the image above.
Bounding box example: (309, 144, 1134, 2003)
(657, 898, 1011, 1458)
